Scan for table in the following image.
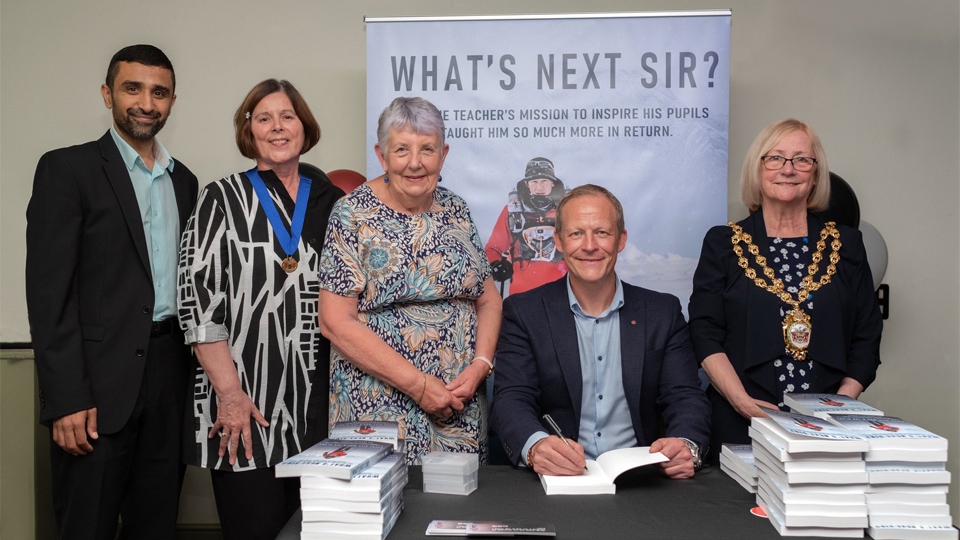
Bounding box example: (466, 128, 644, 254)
(279, 465, 821, 539)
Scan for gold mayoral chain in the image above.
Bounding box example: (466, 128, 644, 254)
(728, 222, 841, 360)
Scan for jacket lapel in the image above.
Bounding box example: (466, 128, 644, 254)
(170, 162, 195, 233)
(98, 131, 152, 275)
(543, 280, 584, 425)
(618, 284, 644, 430)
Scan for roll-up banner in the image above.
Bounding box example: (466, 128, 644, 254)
(366, 11, 730, 306)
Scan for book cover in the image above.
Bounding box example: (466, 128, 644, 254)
(329, 420, 401, 451)
(538, 446, 667, 495)
(299, 454, 406, 498)
(749, 427, 864, 462)
(720, 443, 757, 482)
(752, 409, 868, 454)
(426, 520, 557, 537)
(783, 393, 883, 421)
(828, 415, 948, 461)
(274, 439, 392, 480)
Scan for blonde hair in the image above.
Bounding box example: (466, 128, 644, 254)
(740, 118, 831, 212)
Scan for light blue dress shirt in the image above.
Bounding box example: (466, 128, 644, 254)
(110, 127, 179, 321)
(522, 275, 638, 464)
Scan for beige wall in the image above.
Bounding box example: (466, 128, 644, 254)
(2, 0, 957, 530)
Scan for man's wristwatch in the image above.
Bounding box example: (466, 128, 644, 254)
(678, 438, 703, 472)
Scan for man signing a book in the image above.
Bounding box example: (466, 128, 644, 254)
(491, 185, 711, 478)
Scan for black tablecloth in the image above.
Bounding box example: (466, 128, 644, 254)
(279, 465, 821, 539)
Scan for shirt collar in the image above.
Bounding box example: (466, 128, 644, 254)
(566, 274, 624, 319)
(110, 126, 174, 173)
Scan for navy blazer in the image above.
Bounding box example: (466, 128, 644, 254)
(26, 131, 198, 433)
(689, 209, 882, 460)
(491, 277, 710, 466)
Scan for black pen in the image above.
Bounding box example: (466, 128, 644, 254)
(542, 414, 587, 471)
(543, 414, 573, 450)
(542, 414, 575, 452)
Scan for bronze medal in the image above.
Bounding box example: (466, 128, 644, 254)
(281, 256, 298, 273)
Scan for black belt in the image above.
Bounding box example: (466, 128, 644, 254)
(150, 318, 177, 337)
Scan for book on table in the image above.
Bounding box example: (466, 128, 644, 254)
(719, 443, 758, 490)
(757, 483, 868, 528)
(329, 420, 401, 451)
(300, 479, 404, 513)
(274, 438, 393, 480)
(759, 470, 866, 504)
(299, 453, 406, 502)
(748, 426, 864, 462)
(300, 501, 403, 540)
(869, 514, 955, 528)
(425, 520, 557, 537)
(866, 491, 947, 506)
(756, 496, 866, 538)
(867, 524, 959, 540)
(752, 408, 868, 454)
(783, 393, 884, 422)
(538, 446, 668, 495)
(827, 415, 949, 462)
(753, 444, 868, 484)
(301, 499, 403, 534)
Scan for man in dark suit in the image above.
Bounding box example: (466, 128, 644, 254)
(25, 45, 198, 540)
(491, 184, 710, 478)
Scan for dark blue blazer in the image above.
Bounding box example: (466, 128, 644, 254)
(491, 277, 710, 466)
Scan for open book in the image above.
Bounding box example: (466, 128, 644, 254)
(538, 446, 667, 495)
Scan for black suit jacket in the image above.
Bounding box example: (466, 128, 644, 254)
(688, 209, 882, 457)
(491, 277, 710, 466)
(26, 131, 198, 433)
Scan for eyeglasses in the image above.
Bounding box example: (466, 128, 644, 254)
(761, 155, 817, 172)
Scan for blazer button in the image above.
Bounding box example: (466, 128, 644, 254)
(136, 348, 145, 357)
(142, 306, 152, 314)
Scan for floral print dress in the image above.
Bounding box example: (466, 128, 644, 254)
(319, 184, 492, 464)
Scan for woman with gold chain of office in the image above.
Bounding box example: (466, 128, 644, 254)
(688, 119, 883, 464)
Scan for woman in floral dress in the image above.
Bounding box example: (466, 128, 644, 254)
(318, 97, 502, 463)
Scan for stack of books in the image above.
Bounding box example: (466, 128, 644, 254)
(783, 393, 886, 423)
(276, 421, 408, 540)
(422, 451, 479, 496)
(750, 408, 870, 538)
(719, 443, 758, 493)
(829, 414, 956, 540)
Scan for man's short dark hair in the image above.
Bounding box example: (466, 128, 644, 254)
(106, 45, 175, 91)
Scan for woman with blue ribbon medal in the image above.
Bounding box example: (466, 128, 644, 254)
(246, 167, 309, 273)
(177, 79, 345, 539)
